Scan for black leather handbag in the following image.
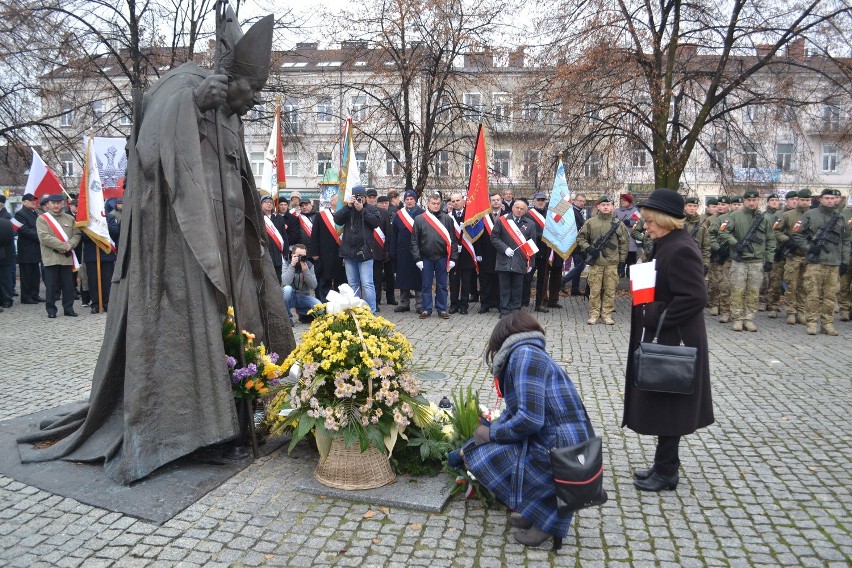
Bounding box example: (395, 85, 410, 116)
(632, 309, 697, 394)
(551, 409, 608, 517)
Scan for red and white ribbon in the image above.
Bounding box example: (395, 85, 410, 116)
(11, 218, 23, 232)
(299, 215, 313, 239)
(396, 208, 415, 233)
(319, 209, 341, 245)
(528, 209, 545, 229)
(499, 216, 537, 261)
(373, 227, 386, 248)
(42, 213, 80, 270)
(264, 216, 285, 253)
(423, 211, 452, 270)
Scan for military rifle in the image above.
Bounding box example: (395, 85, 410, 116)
(585, 221, 621, 262)
(806, 211, 843, 263)
(732, 211, 766, 262)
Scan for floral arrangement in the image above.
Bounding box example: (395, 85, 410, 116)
(266, 304, 432, 454)
(222, 307, 285, 399)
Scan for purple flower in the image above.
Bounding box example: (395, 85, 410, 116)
(269, 352, 279, 364)
(225, 356, 237, 369)
(231, 364, 258, 385)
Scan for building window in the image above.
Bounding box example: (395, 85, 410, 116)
(60, 154, 74, 176)
(583, 152, 600, 178)
(119, 103, 132, 126)
(631, 141, 647, 168)
(522, 95, 541, 121)
(822, 143, 838, 173)
(433, 151, 449, 178)
(492, 93, 511, 125)
(317, 151, 333, 175)
(521, 151, 539, 179)
(742, 142, 759, 169)
(92, 101, 105, 114)
(775, 142, 793, 172)
(283, 96, 299, 134)
(284, 151, 299, 176)
(710, 142, 726, 169)
(386, 151, 402, 176)
(463, 93, 482, 121)
(60, 103, 74, 127)
(743, 106, 760, 124)
(350, 95, 367, 121)
(493, 150, 510, 178)
(316, 98, 333, 123)
(822, 105, 840, 132)
(355, 151, 367, 175)
(250, 152, 265, 179)
(464, 151, 474, 178)
(248, 102, 266, 122)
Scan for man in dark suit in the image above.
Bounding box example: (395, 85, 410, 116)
(260, 194, 288, 283)
(366, 188, 392, 309)
(491, 198, 538, 316)
(562, 193, 588, 295)
(14, 193, 44, 304)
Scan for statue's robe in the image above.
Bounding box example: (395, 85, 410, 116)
(18, 63, 295, 484)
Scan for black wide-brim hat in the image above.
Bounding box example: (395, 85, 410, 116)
(639, 188, 686, 219)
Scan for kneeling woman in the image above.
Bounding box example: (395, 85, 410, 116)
(461, 311, 594, 549)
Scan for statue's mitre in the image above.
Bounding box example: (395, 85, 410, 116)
(219, 7, 274, 85)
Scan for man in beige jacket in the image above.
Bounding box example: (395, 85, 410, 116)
(36, 194, 81, 318)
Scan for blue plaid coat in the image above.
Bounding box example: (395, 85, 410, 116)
(464, 337, 592, 537)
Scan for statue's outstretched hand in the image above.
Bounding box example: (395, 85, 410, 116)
(194, 74, 230, 111)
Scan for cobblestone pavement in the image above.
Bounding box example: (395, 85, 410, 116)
(1, 291, 850, 567)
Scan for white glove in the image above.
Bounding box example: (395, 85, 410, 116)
(505, 247, 514, 257)
(449, 261, 456, 270)
(416, 261, 424, 270)
(475, 256, 483, 262)
(457, 245, 463, 252)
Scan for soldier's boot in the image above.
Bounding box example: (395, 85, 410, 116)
(757, 302, 766, 312)
(709, 306, 719, 316)
(796, 314, 807, 325)
(767, 310, 777, 319)
(732, 320, 743, 332)
(840, 310, 850, 322)
(603, 316, 615, 325)
(786, 313, 797, 325)
(719, 314, 731, 324)
(743, 321, 758, 332)
(587, 317, 598, 325)
(822, 324, 839, 336)
(806, 323, 818, 335)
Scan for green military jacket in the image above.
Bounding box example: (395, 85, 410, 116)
(790, 205, 851, 266)
(36, 211, 81, 267)
(631, 218, 653, 258)
(576, 212, 629, 266)
(685, 214, 711, 267)
(719, 207, 776, 262)
(774, 206, 806, 257)
(709, 212, 733, 253)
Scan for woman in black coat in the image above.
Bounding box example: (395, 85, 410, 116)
(623, 188, 714, 492)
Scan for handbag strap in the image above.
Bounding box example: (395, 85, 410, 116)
(641, 308, 685, 345)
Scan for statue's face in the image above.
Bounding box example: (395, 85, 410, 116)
(227, 76, 262, 116)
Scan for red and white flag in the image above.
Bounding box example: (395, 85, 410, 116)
(631, 210, 641, 223)
(25, 148, 65, 200)
(519, 238, 539, 258)
(629, 259, 656, 305)
(11, 218, 23, 232)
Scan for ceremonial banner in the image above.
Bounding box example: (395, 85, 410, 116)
(464, 217, 486, 242)
(259, 97, 286, 196)
(24, 149, 64, 200)
(463, 124, 489, 229)
(83, 136, 127, 199)
(76, 138, 115, 254)
(542, 156, 578, 259)
(338, 118, 362, 208)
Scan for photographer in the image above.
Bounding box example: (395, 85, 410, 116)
(282, 243, 321, 324)
(334, 185, 381, 312)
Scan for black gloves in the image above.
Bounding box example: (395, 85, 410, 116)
(841, 263, 849, 276)
(733, 242, 745, 255)
(763, 261, 773, 273)
(808, 244, 822, 258)
(585, 248, 600, 262)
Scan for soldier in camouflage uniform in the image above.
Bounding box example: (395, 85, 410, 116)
(718, 189, 776, 331)
(775, 189, 811, 324)
(684, 197, 711, 271)
(759, 193, 782, 312)
(699, 197, 718, 227)
(576, 196, 629, 325)
(631, 217, 653, 263)
(766, 191, 797, 317)
(705, 197, 725, 315)
(790, 188, 850, 336)
(835, 198, 852, 322)
(709, 196, 737, 322)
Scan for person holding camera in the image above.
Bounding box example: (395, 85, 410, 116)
(282, 243, 321, 324)
(334, 185, 381, 312)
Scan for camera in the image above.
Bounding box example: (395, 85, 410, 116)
(354, 196, 364, 204)
(298, 254, 308, 262)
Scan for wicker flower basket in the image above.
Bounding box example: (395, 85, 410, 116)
(314, 435, 396, 490)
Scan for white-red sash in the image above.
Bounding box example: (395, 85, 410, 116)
(423, 211, 453, 269)
(373, 227, 386, 248)
(42, 213, 80, 270)
(264, 216, 285, 253)
(319, 210, 341, 245)
(499, 216, 536, 261)
(11, 218, 23, 231)
(529, 209, 545, 230)
(452, 216, 478, 271)
(483, 214, 495, 235)
(396, 209, 415, 233)
(299, 215, 313, 238)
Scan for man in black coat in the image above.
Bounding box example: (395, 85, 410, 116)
(391, 189, 424, 312)
(491, 198, 538, 316)
(377, 195, 397, 304)
(366, 188, 392, 309)
(310, 196, 347, 301)
(0, 196, 14, 308)
(260, 195, 288, 284)
(334, 186, 381, 312)
(473, 193, 505, 313)
(411, 193, 458, 318)
(561, 193, 588, 295)
(447, 192, 476, 314)
(14, 193, 44, 304)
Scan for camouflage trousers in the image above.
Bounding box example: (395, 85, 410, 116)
(730, 261, 762, 322)
(783, 256, 807, 316)
(803, 263, 839, 326)
(587, 264, 618, 319)
(836, 268, 851, 314)
(766, 258, 785, 311)
(708, 260, 732, 314)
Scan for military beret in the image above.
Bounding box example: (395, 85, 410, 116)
(366, 188, 378, 197)
(717, 196, 729, 204)
(22, 193, 36, 202)
(729, 196, 743, 204)
(820, 188, 841, 197)
(684, 197, 700, 204)
(47, 194, 64, 203)
(767, 193, 779, 199)
(784, 191, 799, 199)
(377, 195, 389, 203)
(743, 189, 759, 198)
(596, 196, 611, 204)
(706, 197, 719, 205)
(797, 188, 811, 198)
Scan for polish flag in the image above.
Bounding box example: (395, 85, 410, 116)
(629, 260, 656, 305)
(11, 218, 23, 231)
(25, 149, 65, 199)
(519, 239, 539, 258)
(631, 210, 641, 223)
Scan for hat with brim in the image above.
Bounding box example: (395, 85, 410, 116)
(639, 188, 686, 219)
(377, 195, 389, 203)
(47, 194, 64, 203)
(22, 193, 36, 202)
(366, 188, 378, 197)
(533, 192, 547, 200)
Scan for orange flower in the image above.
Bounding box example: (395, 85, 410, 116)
(260, 388, 269, 395)
(245, 380, 254, 389)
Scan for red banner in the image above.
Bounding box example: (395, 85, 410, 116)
(463, 124, 489, 228)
